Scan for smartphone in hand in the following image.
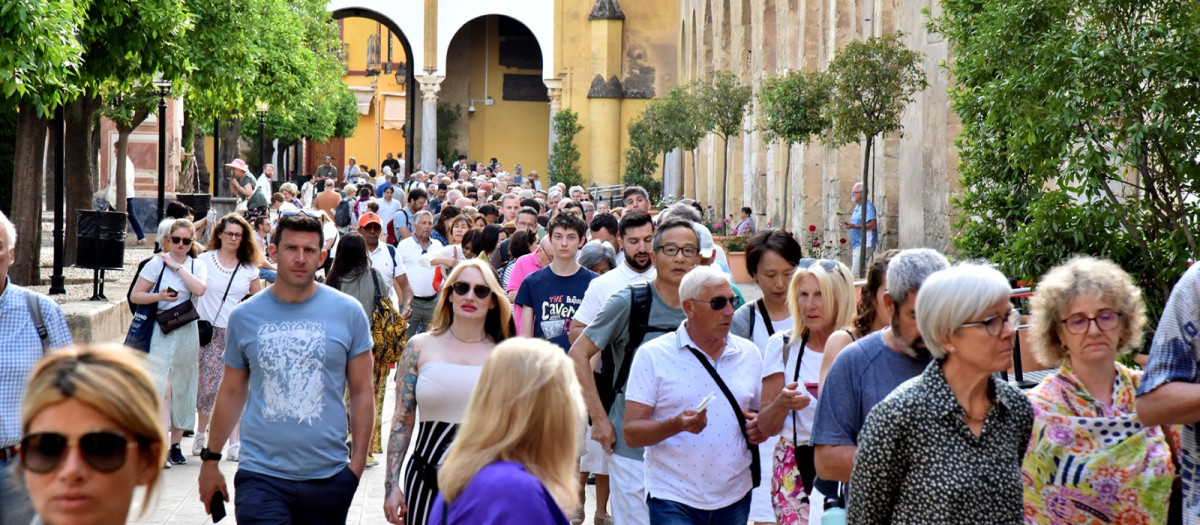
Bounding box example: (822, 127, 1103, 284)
(210, 490, 226, 522)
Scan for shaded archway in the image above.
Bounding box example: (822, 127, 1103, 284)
(329, 7, 417, 175)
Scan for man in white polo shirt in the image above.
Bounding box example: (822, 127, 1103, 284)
(397, 210, 441, 340)
(624, 266, 780, 524)
(355, 212, 412, 310)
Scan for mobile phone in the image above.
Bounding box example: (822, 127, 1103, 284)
(696, 392, 716, 412)
(210, 490, 226, 522)
(165, 287, 178, 295)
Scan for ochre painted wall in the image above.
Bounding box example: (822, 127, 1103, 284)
(342, 17, 408, 172)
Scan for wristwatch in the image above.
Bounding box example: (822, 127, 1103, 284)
(199, 447, 222, 462)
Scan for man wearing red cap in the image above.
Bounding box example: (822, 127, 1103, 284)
(356, 212, 412, 314)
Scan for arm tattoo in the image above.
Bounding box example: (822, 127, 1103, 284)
(385, 339, 420, 496)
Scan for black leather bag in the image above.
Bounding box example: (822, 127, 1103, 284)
(156, 300, 199, 334)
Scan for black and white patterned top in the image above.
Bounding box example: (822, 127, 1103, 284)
(847, 359, 1034, 524)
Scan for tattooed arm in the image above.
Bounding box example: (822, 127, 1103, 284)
(384, 338, 421, 524)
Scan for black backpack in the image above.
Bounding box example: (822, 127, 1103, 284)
(595, 283, 678, 414)
(334, 198, 353, 227)
(127, 257, 154, 314)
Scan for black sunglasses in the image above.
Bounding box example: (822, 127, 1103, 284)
(704, 295, 739, 310)
(20, 431, 139, 474)
(451, 281, 491, 299)
(169, 236, 193, 246)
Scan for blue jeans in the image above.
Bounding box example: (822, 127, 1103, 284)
(1, 457, 35, 525)
(647, 491, 751, 525)
(126, 198, 145, 240)
(233, 466, 359, 524)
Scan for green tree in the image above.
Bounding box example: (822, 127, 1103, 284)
(548, 109, 584, 188)
(656, 84, 708, 199)
(697, 71, 752, 219)
(930, 0, 1200, 321)
(622, 107, 665, 198)
(101, 87, 160, 213)
(826, 33, 926, 270)
(759, 69, 834, 227)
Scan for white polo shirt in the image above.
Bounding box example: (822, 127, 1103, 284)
(572, 260, 656, 326)
(624, 321, 776, 511)
(368, 243, 406, 304)
(397, 235, 443, 299)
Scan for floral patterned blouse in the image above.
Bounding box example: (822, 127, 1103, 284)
(1022, 361, 1175, 524)
(848, 360, 1034, 524)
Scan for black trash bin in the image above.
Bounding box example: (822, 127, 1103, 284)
(176, 193, 212, 221)
(77, 210, 127, 270)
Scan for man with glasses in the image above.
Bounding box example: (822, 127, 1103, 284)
(624, 265, 775, 524)
(0, 211, 72, 525)
(567, 219, 703, 525)
(811, 248, 948, 510)
(198, 211, 374, 524)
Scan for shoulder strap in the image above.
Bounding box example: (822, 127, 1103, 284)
(613, 284, 655, 395)
(387, 244, 397, 267)
(684, 345, 761, 488)
(755, 299, 776, 338)
(791, 331, 810, 450)
(25, 291, 49, 354)
(210, 258, 239, 321)
(371, 268, 384, 301)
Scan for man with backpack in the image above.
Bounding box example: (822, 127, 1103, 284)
(567, 219, 704, 525)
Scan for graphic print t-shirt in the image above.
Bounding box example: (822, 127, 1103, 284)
(515, 265, 596, 352)
(223, 285, 373, 480)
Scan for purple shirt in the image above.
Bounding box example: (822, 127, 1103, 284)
(427, 461, 568, 525)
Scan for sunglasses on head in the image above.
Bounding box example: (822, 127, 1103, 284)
(451, 281, 492, 299)
(280, 208, 325, 219)
(797, 258, 839, 272)
(170, 236, 193, 246)
(20, 431, 140, 474)
(703, 295, 739, 310)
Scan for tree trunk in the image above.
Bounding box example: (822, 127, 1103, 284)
(219, 118, 243, 169)
(12, 107, 48, 286)
(783, 144, 792, 231)
(63, 94, 103, 267)
(721, 135, 730, 220)
(858, 135, 873, 277)
(691, 148, 698, 200)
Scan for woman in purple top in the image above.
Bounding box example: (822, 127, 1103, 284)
(428, 338, 582, 525)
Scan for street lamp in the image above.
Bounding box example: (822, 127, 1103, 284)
(394, 61, 407, 89)
(153, 76, 172, 224)
(257, 102, 268, 178)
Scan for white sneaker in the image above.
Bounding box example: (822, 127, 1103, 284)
(164, 460, 172, 469)
(191, 432, 207, 456)
(226, 442, 240, 462)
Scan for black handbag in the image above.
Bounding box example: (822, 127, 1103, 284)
(198, 262, 238, 347)
(124, 266, 166, 352)
(155, 259, 199, 334)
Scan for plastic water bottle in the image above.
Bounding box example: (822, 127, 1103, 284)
(822, 494, 846, 525)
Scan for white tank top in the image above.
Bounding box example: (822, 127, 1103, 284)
(415, 361, 483, 424)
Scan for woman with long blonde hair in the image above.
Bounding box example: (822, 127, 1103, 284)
(383, 259, 514, 525)
(429, 338, 583, 524)
(762, 259, 854, 524)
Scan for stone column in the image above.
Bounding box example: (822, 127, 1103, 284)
(544, 78, 564, 159)
(417, 75, 444, 173)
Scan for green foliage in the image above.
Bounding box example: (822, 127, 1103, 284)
(931, 0, 1200, 328)
(102, 87, 159, 131)
(437, 102, 462, 163)
(0, 0, 85, 115)
(623, 112, 663, 198)
(659, 83, 709, 152)
(826, 33, 926, 148)
(548, 109, 584, 188)
(759, 69, 833, 146)
(697, 71, 752, 142)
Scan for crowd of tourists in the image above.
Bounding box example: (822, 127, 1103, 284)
(2, 153, 1200, 525)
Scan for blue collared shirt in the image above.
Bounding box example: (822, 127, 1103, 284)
(0, 278, 72, 447)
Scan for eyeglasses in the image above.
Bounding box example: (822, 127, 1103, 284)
(451, 281, 492, 299)
(797, 258, 839, 272)
(960, 309, 1020, 337)
(20, 431, 139, 474)
(703, 295, 739, 311)
(169, 236, 193, 246)
(1061, 310, 1122, 335)
(656, 245, 699, 258)
(221, 231, 243, 239)
(280, 208, 325, 219)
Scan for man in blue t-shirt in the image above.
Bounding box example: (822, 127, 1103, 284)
(811, 248, 948, 506)
(198, 211, 375, 523)
(842, 182, 878, 278)
(516, 212, 596, 351)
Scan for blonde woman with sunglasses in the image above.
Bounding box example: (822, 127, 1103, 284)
(128, 219, 207, 467)
(19, 345, 165, 525)
(384, 259, 515, 525)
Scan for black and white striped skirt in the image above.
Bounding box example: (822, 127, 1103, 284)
(404, 420, 459, 525)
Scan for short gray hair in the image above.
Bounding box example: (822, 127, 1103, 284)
(915, 263, 1012, 359)
(679, 266, 731, 303)
(886, 248, 950, 306)
(414, 210, 433, 223)
(658, 203, 702, 223)
(578, 240, 616, 272)
(0, 210, 16, 250)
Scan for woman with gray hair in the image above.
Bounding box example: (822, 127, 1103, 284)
(848, 263, 1033, 524)
(578, 240, 616, 275)
(1021, 256, 1173, 524)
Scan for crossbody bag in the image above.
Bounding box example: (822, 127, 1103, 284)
(197, 260, 238, 347)
(684, 345, 761, 488)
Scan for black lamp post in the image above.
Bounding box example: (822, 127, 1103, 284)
(48, 106, 66, 294)
(257, 103, 268, 177)
(153, 78, 172, 223)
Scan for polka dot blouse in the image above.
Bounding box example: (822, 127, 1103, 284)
(847, 360, 1034, 524)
